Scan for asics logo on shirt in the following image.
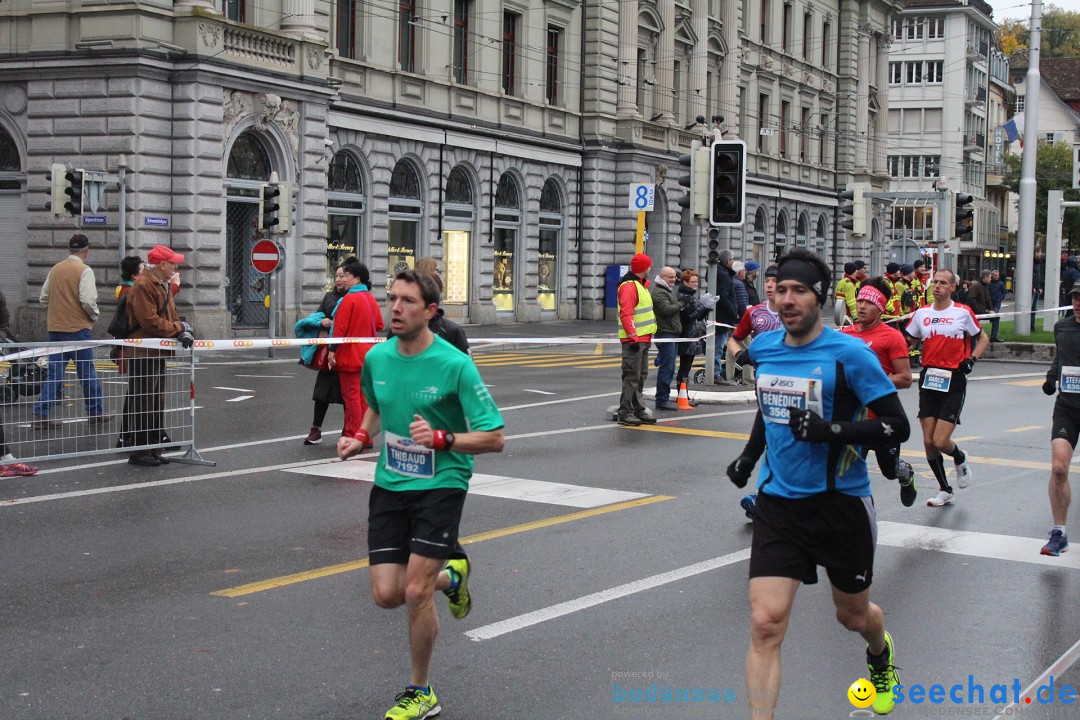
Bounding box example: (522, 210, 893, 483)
(770, 377, 795, 388)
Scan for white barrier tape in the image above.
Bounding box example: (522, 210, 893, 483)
(990, 636, 1080, 720)
(877, 304, 1071, 327)
(0, 331, 724, 363)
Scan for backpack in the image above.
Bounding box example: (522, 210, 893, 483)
(108, 287, 169, 339)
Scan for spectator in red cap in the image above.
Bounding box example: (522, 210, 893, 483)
(616, 253, 656, 426)
(118, 244, 193, 466)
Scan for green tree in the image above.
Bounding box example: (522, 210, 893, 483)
(997, 5, 1080, 58)
(1003, 141, 1080, 251)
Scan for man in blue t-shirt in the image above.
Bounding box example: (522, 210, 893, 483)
(724, 249, 911, 718)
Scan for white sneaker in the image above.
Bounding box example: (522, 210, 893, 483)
(927, 490, 955, 507)
(955, 456, 971, 489)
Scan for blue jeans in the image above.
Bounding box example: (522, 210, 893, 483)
(34, 329, 103, 417)
(713, 329, 733, 378)
(654, 333, 678, 403)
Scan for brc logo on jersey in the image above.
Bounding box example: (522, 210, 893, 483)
(924, 317, 955, 326)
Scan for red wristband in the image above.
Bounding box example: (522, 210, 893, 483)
(353, 429, 371, 448)
(432, 430, 449, 451)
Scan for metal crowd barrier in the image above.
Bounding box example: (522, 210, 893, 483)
(0, 340, 213, 467)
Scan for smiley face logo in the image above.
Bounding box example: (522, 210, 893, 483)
(847, 678, 876, 709)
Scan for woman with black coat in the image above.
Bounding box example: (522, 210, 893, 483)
(301, 264, 348, 445)
(675, 269, 717, 389)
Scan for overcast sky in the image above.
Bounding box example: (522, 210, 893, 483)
(989, 0, 1080, 23)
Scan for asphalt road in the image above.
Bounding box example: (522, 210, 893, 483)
(2, 344, 1079, 720)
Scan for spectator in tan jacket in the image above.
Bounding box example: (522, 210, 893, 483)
(33, 233, 108, 429)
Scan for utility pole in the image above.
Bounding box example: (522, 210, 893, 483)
(1015, 0, 1043, 335)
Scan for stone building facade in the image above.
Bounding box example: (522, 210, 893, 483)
(0, 0, 899, 337)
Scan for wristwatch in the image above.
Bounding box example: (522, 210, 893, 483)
(444, 432, 456, 450)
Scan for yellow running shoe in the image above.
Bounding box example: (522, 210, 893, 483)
(444, 557, 471, 619)
(385, 686, 440, 720)
(868, 631, 901, 715)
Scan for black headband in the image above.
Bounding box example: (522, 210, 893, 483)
(776, 258, 829, 305)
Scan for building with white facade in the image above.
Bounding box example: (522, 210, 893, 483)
(0, 0, 899, 338)
(885, 0, 998, 278)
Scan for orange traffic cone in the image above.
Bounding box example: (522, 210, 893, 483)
(676, 382, 693, 411)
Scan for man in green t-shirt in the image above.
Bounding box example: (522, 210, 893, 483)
(337, 270, 505, 720)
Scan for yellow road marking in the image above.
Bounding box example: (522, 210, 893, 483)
(1006, 425, 1042, 433)
(899, 450, 1076, 473)
(594, 343, 603, 355)
(628, 425, 750, 440)
(211, 495, 675, 598)
(951, 436, 980, 442)
(1007, 379, 1044, 387)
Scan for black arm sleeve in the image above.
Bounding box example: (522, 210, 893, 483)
(829, 392, 910, 446)
(739, 409, 767, 461)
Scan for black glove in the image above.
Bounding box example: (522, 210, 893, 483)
(788, 408, 831, 443)
(726, 456, 755, 488)
(734, 349, 752, 368)
(1043, 378, 1057, 396)
(958, 356, 976, 375)
(176, 323, 195, 349)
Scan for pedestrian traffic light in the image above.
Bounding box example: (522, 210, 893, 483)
(709, 140, 746, 226)
(706, 228, 721, 264)
(276, 181, 293, 235)
(839, 185, 868, 236)
(47, 163, 68, 218)
(63, 168, 84, 216)
(953, 192, 974, 240)
(259, 182, 281, 231)
(677, 140, 710, 219)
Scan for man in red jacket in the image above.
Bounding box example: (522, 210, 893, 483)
(328, 259, 384, 437)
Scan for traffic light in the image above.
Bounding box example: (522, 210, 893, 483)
(277, 181, 293, 234)
(839, 185, 868, 236)
(677, 140, 710, 219)
(47, 163, 67, 218)
(259, 182, 281, 231)
(706, 228, 721, 264)
(709, 140, 747, 226)
(953, 192, 974, 240)
(63, 168, 84, 216)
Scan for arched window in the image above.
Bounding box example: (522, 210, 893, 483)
(796, 212, 809, 246)
(753, 207, 767, 244)
(388, 159, 424, 290)
(327, 151, 366, 290)
(226, 133, 272, 181)
(443, 166, 475, 306)
(538, 179, 563, 313)
(815, 215, 827, 255)
(492, 172, 521, 312)
(775, 212, 788, 249)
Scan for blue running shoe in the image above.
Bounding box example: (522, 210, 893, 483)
(1041, 529, 1069, 557)
(740, 492, 758, 520)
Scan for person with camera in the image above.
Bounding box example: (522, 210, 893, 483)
(117, 245, 194, 467)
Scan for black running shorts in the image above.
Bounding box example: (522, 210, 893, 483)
(1052, 404, 1080, 448)
(917, 368, 967, 425)
(367, 485, 467, 564)
(749, 491, 877, 595)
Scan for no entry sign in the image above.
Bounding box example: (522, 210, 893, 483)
(251, 240, 281, 273)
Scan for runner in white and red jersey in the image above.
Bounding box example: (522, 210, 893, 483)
(904, 269, 989, 507)
(842, 277, 917, 507)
